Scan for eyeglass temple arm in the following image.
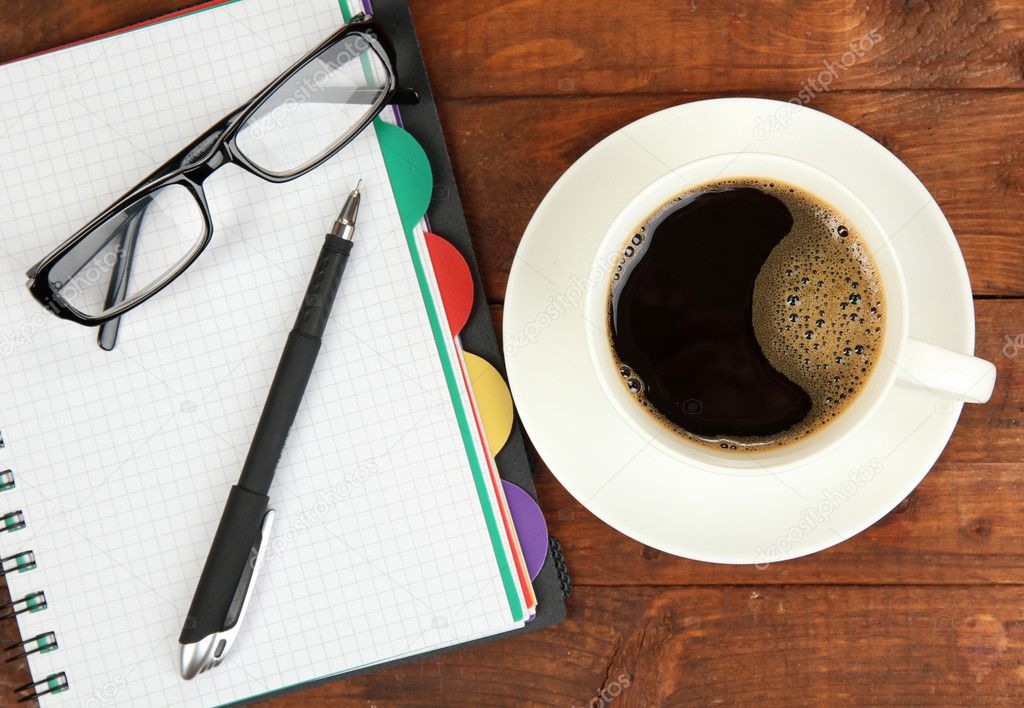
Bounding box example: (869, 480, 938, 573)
(292, 86, 417, 105)
(96, 202, 147, 351)
(391, 87, 419, 105)
(245, 85, 418, 127)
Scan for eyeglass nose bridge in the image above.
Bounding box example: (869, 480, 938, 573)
(180, 143, 231, 185)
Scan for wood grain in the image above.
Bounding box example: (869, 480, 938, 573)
(535, 460, 1024, 586)
(406, 0, 1024, 97)
(264, 585, 1024, 707)
(444, 91, 1024, 301)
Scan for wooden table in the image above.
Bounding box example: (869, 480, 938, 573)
(2, 1, 1022, 704)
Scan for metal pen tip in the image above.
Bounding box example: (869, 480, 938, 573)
(330, 181, 362, 240)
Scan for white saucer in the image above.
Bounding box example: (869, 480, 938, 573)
(504, 98, 976, 564)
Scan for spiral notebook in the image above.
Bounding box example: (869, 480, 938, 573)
(0, 0, 557, 704)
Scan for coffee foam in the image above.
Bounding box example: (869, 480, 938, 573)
(609, 177, 885, 452)
(748, 180, 885, 448)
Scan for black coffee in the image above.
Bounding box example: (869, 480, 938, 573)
(609, 178, 885, 451)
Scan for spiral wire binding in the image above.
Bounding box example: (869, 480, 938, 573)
(0, 511, 26, 533)
(1, 551, 36, 575)
(14, 673, 68, 703)
(548, 536, 572, 598)
(6, 632, 57, 662)
(0, 466, 69, 701)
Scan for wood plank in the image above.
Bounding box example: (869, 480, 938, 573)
(266, 586, 1024, 706)
(0, 0, 198, 63)
(488, 300, 1024, 585)
(535, 460, 1024, 586)
(408, 0, 1024, 97)
(443, 91, 1024, 300)
(943, 299, 1024, 465)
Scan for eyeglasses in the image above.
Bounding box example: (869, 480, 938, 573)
(26, 13, 415, 351)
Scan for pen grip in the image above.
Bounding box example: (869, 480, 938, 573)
(237, 331, 319, 493)
(237, 235, 352, 494)
(294, 234, 352, 338)
(179, 485, 268, 644)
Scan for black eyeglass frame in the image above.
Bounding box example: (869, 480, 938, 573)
(26, 13, 408, 327)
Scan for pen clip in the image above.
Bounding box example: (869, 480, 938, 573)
(179, 509, 274, 679)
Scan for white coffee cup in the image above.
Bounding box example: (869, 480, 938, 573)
(583, 152, 995, 472)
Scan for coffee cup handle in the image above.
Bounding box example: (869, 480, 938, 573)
(897, 338, 996, 403)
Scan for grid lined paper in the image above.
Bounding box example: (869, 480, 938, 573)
(0, 0, 524, 705)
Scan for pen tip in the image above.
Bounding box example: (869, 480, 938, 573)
(330, 181, 362, 239)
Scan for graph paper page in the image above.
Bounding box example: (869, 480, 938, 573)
(0, 0, 522, 705)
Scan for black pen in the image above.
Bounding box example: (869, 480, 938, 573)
(178, 181, 363, 679)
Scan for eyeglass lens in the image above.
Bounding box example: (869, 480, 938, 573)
(47, 184, 205, 319)
(234, 32, 391, 177)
